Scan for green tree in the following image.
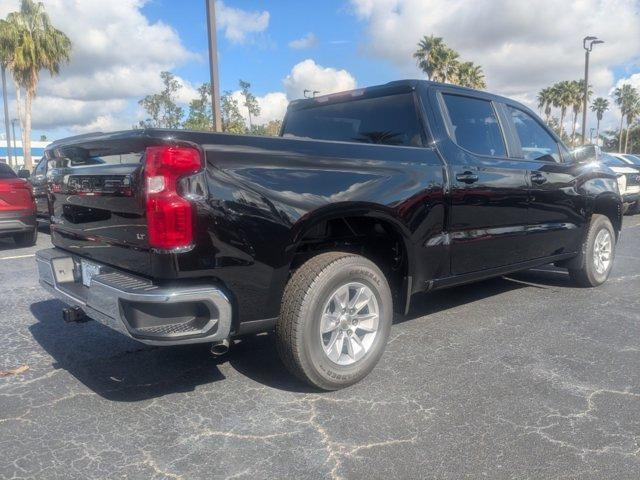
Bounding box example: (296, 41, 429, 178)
(264, 119, 282, 136)
(624, 98, 640, 153)
(614, 83, 639, 152)
(183, 83, 213, 131)
(590, 97, 609, 145)
(0, 0, 71, 169)
(568, 80, 591, 146)
(454, 61, 486, 89)
(239, 79, 260, 130)
(138, 71, 184, 129)
(537, 87, 554, 123)
(551, 81, 573, 140)
(413, 35, 446, 81)
(221, 91, 246, 134)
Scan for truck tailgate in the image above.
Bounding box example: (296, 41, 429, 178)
(47, 134, 151, 276)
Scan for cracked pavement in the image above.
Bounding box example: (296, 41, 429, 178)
(1, 217, 640, 479)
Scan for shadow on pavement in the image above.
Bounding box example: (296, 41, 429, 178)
(28, 268, 564, 400)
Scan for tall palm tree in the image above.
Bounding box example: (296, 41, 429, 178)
(624, 97, 640, 153)
(426, 45, 460, 83)
(413, 35, 446, 81)
(537, 87, 554, 122)
(551, 81, 572, 140)
(614, 83, 638, 153)
(0, 0, 71, 169)
(590, 97, 609, 145)
(568, 80, 591, 146)
(455, 61, 486, 89)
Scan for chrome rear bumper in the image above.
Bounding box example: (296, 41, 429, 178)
(36, 248, 232, 346)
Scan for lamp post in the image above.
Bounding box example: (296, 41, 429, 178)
(205, 0, 222, 132)
(581, 36, 604, 145)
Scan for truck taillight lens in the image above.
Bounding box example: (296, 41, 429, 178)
(144, 146, 202, 251)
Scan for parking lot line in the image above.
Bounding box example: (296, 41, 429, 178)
(0, 253, 36, 261)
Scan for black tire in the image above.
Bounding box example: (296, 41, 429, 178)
(569, 214, 615, 287)
(12, 228, 37, 247)
(629, 202, 640, 215)
(276, 252, 393, 390)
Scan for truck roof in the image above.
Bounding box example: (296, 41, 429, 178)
(287, 79, 517, 111)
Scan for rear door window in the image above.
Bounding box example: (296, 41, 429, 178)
(442, 94, 506, 157)
(283, 93, 424, 147)
(0, 163, 16, 179)
(507, 106, 561, 163)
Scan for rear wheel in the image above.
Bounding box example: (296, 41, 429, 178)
(569, 214, 615, 287)
(276, 252, 393, 390)
(12, 228, 37, 247)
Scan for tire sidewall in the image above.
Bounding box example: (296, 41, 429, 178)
(585, 216, 615, 285)
(297, 258, 392, 389)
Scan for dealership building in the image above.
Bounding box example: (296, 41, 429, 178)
(0, 139, 51, 169)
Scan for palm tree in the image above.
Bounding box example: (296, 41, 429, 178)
(624, 97, 640, 153)
(590, 97, 609, 145)
(413, 35, 446, 81)
(537, 87, 554, 122)
(551, 81, 572, 140)
(0, 0, 71, 169)
(614, 83, 638, 152)
(568, 80, 591, 146)
(455, 61, 486, 89)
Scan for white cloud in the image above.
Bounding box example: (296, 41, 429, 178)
(283, 59, 357, 100)
(348, 0, 640, 130)
(230, 91, 288, 126)
(216, 0, 269, 44)
(1, 0, 198, 133)
(289, 32, 318, 50)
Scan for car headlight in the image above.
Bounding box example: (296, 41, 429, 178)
(617, 174, 627, 194)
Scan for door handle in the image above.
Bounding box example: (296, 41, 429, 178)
(530, 173, 547, 185)
(456, 171, 479, 184)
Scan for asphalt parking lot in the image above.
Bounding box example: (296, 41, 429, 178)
(1, 218, 640, 480)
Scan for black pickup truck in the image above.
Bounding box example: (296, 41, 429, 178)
(36, 80, 622, 390)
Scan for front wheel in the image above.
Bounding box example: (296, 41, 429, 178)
(569, 214, 615, 287)
(276, 252, 393, 390)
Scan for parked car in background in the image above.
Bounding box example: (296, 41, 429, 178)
(36, 80, 622, 390)
(31, 157, 51, 222)
(0, 162, 37, 246)
(601, 153, 640, 214)
(613, 153, 640, 167)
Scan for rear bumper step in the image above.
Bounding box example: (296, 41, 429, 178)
(36, 248, 232, 346)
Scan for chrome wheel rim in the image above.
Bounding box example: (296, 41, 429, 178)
(320, 282, 379, 366)
(593, 228, 612, 275)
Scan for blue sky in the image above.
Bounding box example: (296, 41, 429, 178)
(140, 0, 387, 96)
(0, 0, 639, 141)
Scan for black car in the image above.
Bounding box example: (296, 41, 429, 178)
(36, 80, 622, 389)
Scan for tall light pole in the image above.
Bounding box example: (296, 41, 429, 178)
(1, 65, 12, 167)
(206, 0, 222, 132)
(581, 36, 604, 145)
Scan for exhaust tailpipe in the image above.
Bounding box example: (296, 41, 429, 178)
(63, 306, 88, 323)
(210, 338, 230, 356)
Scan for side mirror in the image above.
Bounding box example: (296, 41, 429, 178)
(17, 169, 31, 179)
(570, 145, 600, 163)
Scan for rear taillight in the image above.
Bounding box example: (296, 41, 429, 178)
(144, 145, 203, 251)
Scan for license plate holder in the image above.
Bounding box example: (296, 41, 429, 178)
(81, 260, 101, 287)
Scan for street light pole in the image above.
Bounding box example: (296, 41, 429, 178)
(206, 0, 222, 132)
(581, 36, 604, 145)
(1, 65, 12, 167)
